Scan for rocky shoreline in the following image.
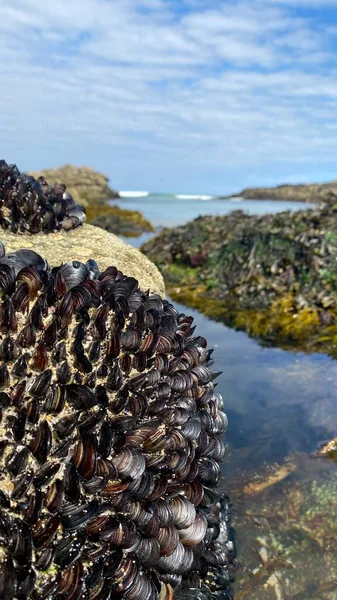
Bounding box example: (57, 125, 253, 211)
(141, 203, 337, 356)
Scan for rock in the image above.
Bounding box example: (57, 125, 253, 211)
(222, 183, 337, 204)
(29, 164, 119, 206)
(0, 224, 165, 296)
(0, 159, 86, 233)
(141, 203, 337, 354)
(86, 203, 154, 236)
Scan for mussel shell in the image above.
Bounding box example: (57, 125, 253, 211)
(170, 496, 196, 529)
(0, 226, 231, 598)
(178, 513, 208, 546)
(157, 542, 193, 574)
(61, 500, 99, 532)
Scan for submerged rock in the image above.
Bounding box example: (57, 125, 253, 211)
(231, 455, 337, 600)
(0, 245, 233, 599)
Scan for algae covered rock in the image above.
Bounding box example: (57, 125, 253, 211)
(85, 203, 154, 237)
(29, 164, 119, 206)
(141, 204, 337, 353)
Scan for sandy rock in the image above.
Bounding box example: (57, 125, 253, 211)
(0, 224, 165, 296)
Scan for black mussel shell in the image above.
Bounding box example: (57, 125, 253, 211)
(0, 160, 86, 233)
(0, 242, 233, 599)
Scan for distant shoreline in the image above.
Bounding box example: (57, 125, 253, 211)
(220, 181, 337, 204)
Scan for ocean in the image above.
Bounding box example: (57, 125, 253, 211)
(117, 191, 312, 225)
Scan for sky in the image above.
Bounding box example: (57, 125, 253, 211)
(1, 0, 337, 194)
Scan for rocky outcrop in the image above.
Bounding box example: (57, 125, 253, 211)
(223, 182, 337, 204)
(141, 204, 337, 354)
(29, 164, 119, 206)
(0, 224, 165, 296)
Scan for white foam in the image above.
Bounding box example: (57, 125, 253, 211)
(175, 194, 213, 201)
(119, 191, 149, 198)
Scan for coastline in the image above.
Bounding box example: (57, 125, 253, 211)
(220, 181, 337, 204)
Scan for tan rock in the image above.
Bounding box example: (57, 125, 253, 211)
(29, 164, 119, 205)
(0, 224, 165, 296)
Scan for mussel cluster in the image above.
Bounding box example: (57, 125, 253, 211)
(0, 160, 86, 233)
(0, 246, 233, 599)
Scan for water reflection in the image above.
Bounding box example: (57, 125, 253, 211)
(169, 297, 337, 599)
(169, 298, 337, 468)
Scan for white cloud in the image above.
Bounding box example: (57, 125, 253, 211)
(267, 0, 337, 5)
(0, 0, 337, 192)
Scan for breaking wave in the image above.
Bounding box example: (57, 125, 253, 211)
(175, 194, 213, 201)
(119, 191, 149, 198)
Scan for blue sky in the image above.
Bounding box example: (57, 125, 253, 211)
(1, 0, 337, 194)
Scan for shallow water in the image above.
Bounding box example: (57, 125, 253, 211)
(121, 197, 336, 599)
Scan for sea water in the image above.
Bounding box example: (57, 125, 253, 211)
(115, 192, 314, 228)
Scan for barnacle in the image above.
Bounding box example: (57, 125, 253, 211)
(0, 246, 233, 599)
